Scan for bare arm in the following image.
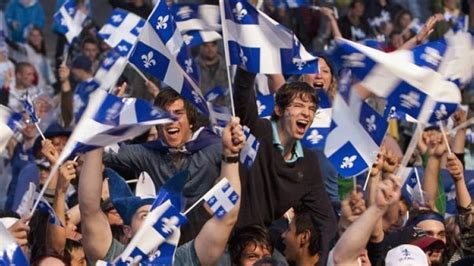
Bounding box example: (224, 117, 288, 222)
(267, 74, 286, 94)
(320, 7, 342, 39)
(422, 131, 446, 210)
(194, 117, 245, 266)
(47, 160, 78, 255)
(332, 175, 401, 265)
(446, 154, 470, 208)
(400, 14, 442, 50)
(79, 148, 112, 261)
(452, 109, 467, 155)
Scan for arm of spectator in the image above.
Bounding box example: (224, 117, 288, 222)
(47, 160, 78, 255)
(194, 117, 245, 266)
(234, 67, 258, 131)
(59, 64, 74, 127)
(267, 74, 286, 94)
(422, 131, 446, 210)
(146, 80, 160, 99)
(41, 139, 60, 193)
(79, 148, 113, 261)
(367, 149, 384, 206)
(446, 154, 470, 209)
(332, 175, 400, 265)
(320, 7, 342, 39)
(7, 216, 30, 250)
(400, 14, 442, 50)
(339, 190, 366, 235)
(452, 109, 467, 163)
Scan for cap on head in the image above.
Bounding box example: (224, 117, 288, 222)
(71, 55, 92, 72)
(385, 244, 429, 266)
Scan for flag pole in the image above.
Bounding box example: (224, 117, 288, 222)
(413, 167, 425, 205)
(34, 123, 46, 140)
(439, 121, 452, 155)
(219, 0, 236, 117)
(128, 62, 149, 83)
(62, 44, 69, 65)
(397, 123, 425, 183)
(29, 162, 62, 219)
(362, 166, 372, 191)
(183, 198, 203, 216)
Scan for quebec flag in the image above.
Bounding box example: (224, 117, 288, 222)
(331, 38, 461, 124)
(241, 126, 260, 169)
(0, 105, 23, 153)
(128, 0, 208, 114)
(324, 71, 388, 177)
(0, 223, 29, 266)
(302, 89, 332, 150)
(20, 91, 39, 123)
(53, 0, 87, 44)
(256, 89, 274, 118)
(220, 0, 318, 74)
(117, 200, 187, 264)
(399, 166, 426, 207)
(57, 89, 174, 165)
(203, 178, 240, 219)
(98, 9, 145, 57)
(93, 49, 127, 91)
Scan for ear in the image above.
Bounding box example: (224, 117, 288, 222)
(123, 225, 133, 239)
(300, 229, 311, 247)
(274, 105, 283, 117)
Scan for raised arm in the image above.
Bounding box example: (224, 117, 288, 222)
(234, 67, 258, 132)
(194, 117, 245, 266)
(400, 14, 442, 50)
(452, 109, 467, 164)
(47, 160, 78, 255)
(320, 7, 342, 39)
(79, 149, 112, 261)
(332, 175, 401, 265)
(422, 131, 446, 210)
(446, 154, 470, 209)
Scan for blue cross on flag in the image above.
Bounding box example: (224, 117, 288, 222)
(54, 0, 87, 44)
(220, 0, 318, 74)
(324, 71, 388, 177)
(240, 126, 260, 169)
(128, 0, 208, 114)
(98, 9, 145, 57)
(203, 178, 240, 219)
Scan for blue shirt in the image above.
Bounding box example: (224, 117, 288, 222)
(271, 120, 304, 163)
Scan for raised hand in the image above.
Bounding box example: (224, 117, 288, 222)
(341, 189, 366, 224)
(8, 216, 30, 248)
(375, 174, 401, 211)
(446, 154, 464, 182)
(41, 139, 59, 165)
(222, 117, 245, 156)
(59, 160, 78, 193)
(427, 131, 447, 158)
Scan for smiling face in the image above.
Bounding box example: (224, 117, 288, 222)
(158, 99, 193, 148)
(302, 58, 333, 90)
(275, 93, 316, 141)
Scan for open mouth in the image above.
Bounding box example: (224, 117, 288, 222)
(166, 127, 180, 136)
(296, 120, 309, 132)
(313, 81, 324, 88)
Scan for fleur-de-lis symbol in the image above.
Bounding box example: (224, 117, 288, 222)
(399, 91, 421, 109)
(156, 15, 169, 30)
(67, 7, 75, 16)
(103, 57, 114, 67)
(239, 49, 248, 65)
(257, 100, 266, 115)
(183, 34, 194, 45)
(161, 216, 179, 235)
(191, 90, 202, 103)
(421, 47, 442, 67)
(435, 104, 447, 120)
(184, 58, 193, 74)
(341, 155, 357, 169)
(233, 2, 248, 21)
(307, 129, 323, 144)
(366, 115, 377, 132)
(111, 14, 123, 23)
(141, 51, 156, 68)
(294, 59, 305, 70)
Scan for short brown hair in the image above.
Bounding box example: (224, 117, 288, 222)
(154, 89, 200, 131)
(271, 81, 319, 121)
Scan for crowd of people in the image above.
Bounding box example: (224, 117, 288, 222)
(0, 0, 473, 265)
